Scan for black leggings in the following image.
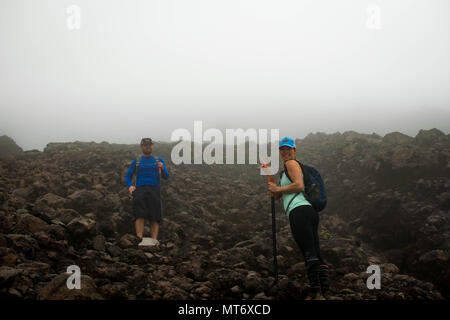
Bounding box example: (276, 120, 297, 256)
(288, 205, 325, 267)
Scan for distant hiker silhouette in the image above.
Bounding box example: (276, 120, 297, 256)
(267, 137, 330, 300)
(125, 138, 169, 246)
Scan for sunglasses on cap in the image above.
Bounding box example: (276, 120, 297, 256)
(141, 138, 153, 146)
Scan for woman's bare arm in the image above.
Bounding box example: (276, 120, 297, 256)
(278, 160, 304, 194)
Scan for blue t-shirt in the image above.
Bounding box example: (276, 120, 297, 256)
(125, 155, 169, 188)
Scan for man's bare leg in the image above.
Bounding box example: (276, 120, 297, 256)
(135, 218, 145, 239)
(150, 220, 159, 239)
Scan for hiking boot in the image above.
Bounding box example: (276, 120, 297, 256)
(304, 288, 326, 300)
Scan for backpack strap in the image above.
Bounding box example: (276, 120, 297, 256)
(298, 161, 310, 186)
(286, 191, 301, 213)
(134, 156, 141, 178)
(135, 157, 140, 169)
(284, 160, 308, 181)
(285, 160, 311, 186)
(283, 159, 299, 181)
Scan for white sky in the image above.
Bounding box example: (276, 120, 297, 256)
(1, 0, 449, 150)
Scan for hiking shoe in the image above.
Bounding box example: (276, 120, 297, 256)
(138, 237, 160, 247)
(304, 289, 326, 300)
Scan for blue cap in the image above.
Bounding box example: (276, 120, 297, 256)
(279, 136, 295, 149)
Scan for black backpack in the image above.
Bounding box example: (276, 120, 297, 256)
(281, 160, 327, 212)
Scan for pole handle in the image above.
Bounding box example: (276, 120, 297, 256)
(262, 163, 275, 196)
(156, 157, 162, 175)
(268, 176, 274, 197)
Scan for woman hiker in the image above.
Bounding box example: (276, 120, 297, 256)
(125, 138, 169, 246)
(268, 136, 330, 300)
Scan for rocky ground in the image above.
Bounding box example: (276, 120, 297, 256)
(0, 129, 448, 300)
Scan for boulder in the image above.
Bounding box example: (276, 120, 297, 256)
(118, 234, 139, 249)
(382, 132, 413, 145)
(67, 189, 104, 214)
(35, 193, 66, 209)
(243, 271, 264, 293)
(56, 208, 81, 225)
(15, 213, 49, 234)
(415, 128, 447, 145)
(0, 266, 23, 287)
(92, 235, 106, 251)
(66, 217, 96, 244)
(37, 273, 104, 300)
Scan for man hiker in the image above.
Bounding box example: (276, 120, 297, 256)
(268, 136, 330, 300)
(125, 138, 169, 246)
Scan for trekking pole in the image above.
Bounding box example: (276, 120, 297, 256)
(271, 193, 279, 287)
(262, 163, 279, 288)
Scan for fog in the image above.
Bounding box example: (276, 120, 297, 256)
(1, 0, 449, 151)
